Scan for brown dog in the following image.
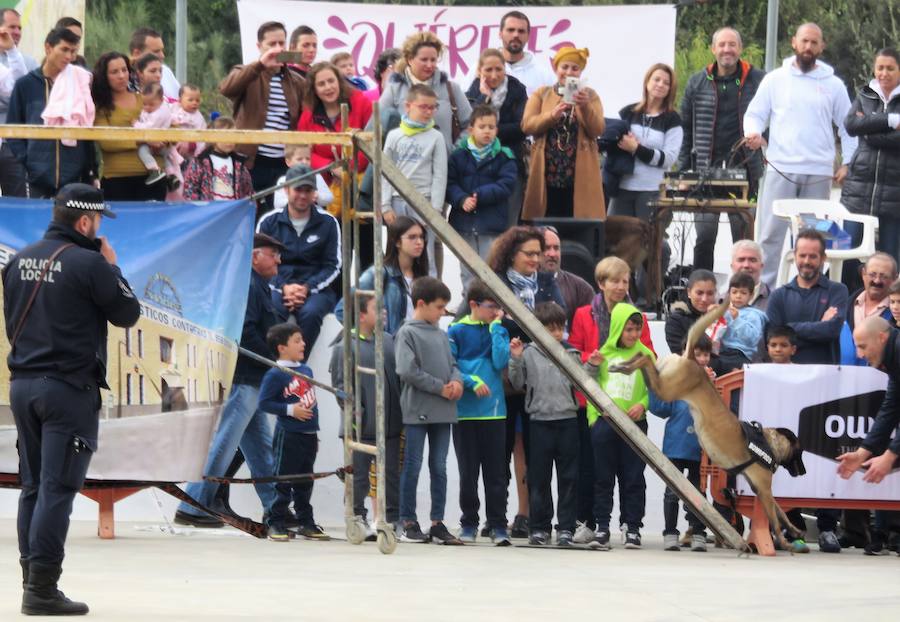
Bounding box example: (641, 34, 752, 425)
(609, 298, 806, 552)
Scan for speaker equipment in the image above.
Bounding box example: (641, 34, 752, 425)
(529, 218, 604, 288)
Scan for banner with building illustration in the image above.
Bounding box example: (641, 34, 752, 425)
(0, 198, 255, 481)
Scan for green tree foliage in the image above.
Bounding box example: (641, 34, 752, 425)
(84, 0, 241, 115)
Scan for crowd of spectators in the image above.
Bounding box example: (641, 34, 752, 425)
(2, 7, 898, 553)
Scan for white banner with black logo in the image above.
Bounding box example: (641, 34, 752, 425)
(740, 364, 900, 500)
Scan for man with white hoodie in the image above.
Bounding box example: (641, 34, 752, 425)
(499, 11, 555, 96)
(744, 23, 857, 290)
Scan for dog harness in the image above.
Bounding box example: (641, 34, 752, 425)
(726, 421, 778, 475)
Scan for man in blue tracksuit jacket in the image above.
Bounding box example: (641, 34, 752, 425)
(257, 163, 342, 358)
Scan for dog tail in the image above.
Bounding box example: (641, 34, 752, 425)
(682, 294, 731, 361)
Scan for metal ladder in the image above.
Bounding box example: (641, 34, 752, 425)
(337, 104, 396, 554)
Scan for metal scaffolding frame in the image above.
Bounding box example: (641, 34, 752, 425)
(0, 119, 747, 553)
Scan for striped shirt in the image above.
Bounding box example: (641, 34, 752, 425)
(257, 74, 291, 159)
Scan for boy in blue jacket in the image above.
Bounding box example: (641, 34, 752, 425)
(446, 104, 518, 289)
(650, 334, 711, 553)
(258, 323, 329, 542)
(448, 280, 511, 545)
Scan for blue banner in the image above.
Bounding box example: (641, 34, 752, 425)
(0, 198, 256, 479)
(0, 198, 255, 342)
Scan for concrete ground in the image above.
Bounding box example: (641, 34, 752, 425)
(1, 520, 897, 621)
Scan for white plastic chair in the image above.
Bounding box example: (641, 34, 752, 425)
(772, 199, 878, 286)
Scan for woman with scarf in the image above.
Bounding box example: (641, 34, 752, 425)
(488, 226, 565, 538)
(842, 48, 900, 266)
(379, 31, 471, 277)
(380, 31, 472, 153)
(466, 49, 528, 171)
(467, 47, 528, 227)
(568, 255, 655, 542)
(521, 46, 605, 221)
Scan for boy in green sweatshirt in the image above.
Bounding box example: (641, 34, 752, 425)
(584, 303, 655, 550)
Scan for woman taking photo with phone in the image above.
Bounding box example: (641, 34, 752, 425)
(521, 47, 604, 221)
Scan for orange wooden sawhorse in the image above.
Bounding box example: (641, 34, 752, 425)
(0, 474, 145, 540)
(701, 370, 900, 555)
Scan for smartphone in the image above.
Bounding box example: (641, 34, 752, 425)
(562, 77, 581, 104)
(275, 51, 305, 64)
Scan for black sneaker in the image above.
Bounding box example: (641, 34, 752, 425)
(398, 521, 428, 543)
(528, 530, 549, 545)
(510, 514, 529, 538)
(297, 524, 331, 541)
(430, 522, 463, 545)
(267, 524, 290, 542)
(864, 532, 888, 556)
(557, 530, 574, 547)
(624, 530, 642, 549)
(173, 509, 224, 528)
(589, 528, 611, 551)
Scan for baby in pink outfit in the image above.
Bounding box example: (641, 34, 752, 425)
(133, 82, 182, 190)
(170, 83, 207, 158)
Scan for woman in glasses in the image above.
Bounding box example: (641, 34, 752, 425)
(486, 226, 565, 539)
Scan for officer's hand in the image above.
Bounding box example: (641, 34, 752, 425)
(97, 236, 118, 265)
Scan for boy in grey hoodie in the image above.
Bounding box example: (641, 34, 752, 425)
(508, 302, 598, 547)
(381, 84, 447, 277)
(394, 277, 463, 544)
(329, 293, 403, 534)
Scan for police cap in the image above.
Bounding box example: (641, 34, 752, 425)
(54, 183, 117, 219)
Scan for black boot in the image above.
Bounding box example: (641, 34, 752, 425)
(20, 558, 28, 590)
(22, 561, 89, 616)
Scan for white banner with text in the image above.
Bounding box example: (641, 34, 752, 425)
(741, 364, 899, 501)
(236, 0, 676, 114)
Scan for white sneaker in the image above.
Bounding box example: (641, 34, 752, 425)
(573, 521, 594, 544)
(664, 533, 680, 551)
(691, 533, 708, 552)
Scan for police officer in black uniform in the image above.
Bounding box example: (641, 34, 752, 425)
(2, 183, 140, 616)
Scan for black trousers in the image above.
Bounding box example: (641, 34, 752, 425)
(503, 392, 530, 494)
(352, 435, 401, 524)
(591, 416, 647, 530)
(575, 408, 595, 527)
(663, 458, 705, 535)
(454, 419, 508, 529)
(0, 143, 27, 197)
(11, 377, 99, 565)
(250, 154, 287, 217)
(269, 427, 317, 528)
(528, 418, 579, 533)
(101, 175, 166, 201)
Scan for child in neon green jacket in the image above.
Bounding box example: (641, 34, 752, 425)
(584, 302, 655, 550)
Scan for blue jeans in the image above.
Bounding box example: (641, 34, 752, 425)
(273, 287, 337, 359)
(399, 423, 451, 524)
(178, 384, 276, 517)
